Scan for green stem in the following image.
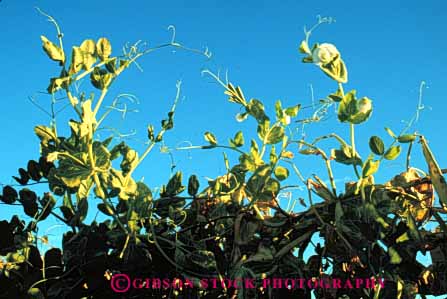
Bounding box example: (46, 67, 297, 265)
(338, 83, 360, 179)
(350, 123, 361, 179)
(93, 88, 109, 118)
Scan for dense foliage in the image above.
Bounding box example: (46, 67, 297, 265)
(1, 13, 446, 299)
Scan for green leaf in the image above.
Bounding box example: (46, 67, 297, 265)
(69, 46, 84, 74)
(274, 166, 289, 181)
(34, 125, 57, 146)
(331, 146, 362, 166)
(398, 134, 416, 143)
(338, 90, 357, 122)
(40, 35, 65, 64)
(93, 141, 111, 170)
(388, 247, 402, 264)
(247, 98, 268, 123)
(298, 40, 311, 54)
(28, 287, 44, 299)
(90, 67, 113, 90)
(1, 186, 18, 204)
(269, 146, 278, 164)
(97, 203, 114, 216)
(55, 162, 91, 189)
(166, 171, 185, 196)
(362, 158, 380, 178)
(384, 145, 401, 160)
(257, 119, 270, 141)
(108, 169, 137, 200)
(80, 39, 97, 70)
(328, 86, 343, 102)
(120, 148, 138, 175)
(77, 197, 88, 222)
(239, 154, 256, 172)
(319, 57, 348, 83)
(385, 127, 397, 139)
(230, 131, 244, 147)
(338, 91, 372, 124)
(369, 136, 385, 155)
(335, 200, 344, 226)
(188, 175, 200, 196)
(38, 193, 56, 221)
(204, 131, 217, 145)
(266, 126, 285, 144)
(284, 104, 301, 117)
(406, 211, 421, 242)
(421, 136, 447, 207)
(96, 37, 112, 61)
(349, 97, 372, 124)
(235, 112, 249, 122)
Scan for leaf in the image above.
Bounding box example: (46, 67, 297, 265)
(230, 131, 244, 147)
(28, 288, 44, 299)
(349, 97, 373, 124)
(319, 57, 348, 83)
(1, 186, 18, 204)
(188, 175, 199, 196)
(38, 193, 56, 221)
(69, 46, 84, 74)
(335, 200, 344, 226)
(20, 189, 38, 218)
(55, 161, 91, 189)
(274, 166, 289, 181)
(77, 197, 88, 222)
(204, 131, 217, 145)
(398, 134, 416, 143)
(388, 247, 402, 264)
(338, 90, 357, 122)
(166, 171, 185, 196)
(97, 203, 114, 216)
(266, 126, 285, 144)
(93, 141, 111, 170)
(369, 136, 385, 155)
(298, 40, 311, 54)
(80, 39, 97, 70)
(331, 146, 362, 166)
(120, 148, 138, 175)
(421, 136, 447, 207)
(235, 112, 248, 122)
(27, 160, 42, 181)
(384, 145, 401, 160)
(90, 67, 113, 90)
(34, 125, 57, 146)
(40, 35, 65, 64)
(247, 98, 268, 123)
(362, 159, 380, 178)
(406, 211, 421, 242)
(96, 37, 112, 61)
(385, 127, 397, 139)
(284, 104, 301, 117)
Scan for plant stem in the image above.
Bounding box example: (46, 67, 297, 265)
(93, 88, 108, 118)
(350, 123, 361, 179)
(338, 83, 360, 179)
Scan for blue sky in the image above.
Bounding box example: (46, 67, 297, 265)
(1, 0, 447, 297)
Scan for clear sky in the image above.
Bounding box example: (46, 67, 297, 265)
(1, 1, 446, 298)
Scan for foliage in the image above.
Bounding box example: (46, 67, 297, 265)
(1, 12, 447, 299)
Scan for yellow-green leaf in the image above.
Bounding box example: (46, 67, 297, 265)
(384, 145, 401, 160)
(96, 37, 112, 61)
(204, 131, 217, 145)
(421, 136, 447, 207)
(274, 166, 289, 181)
(40, 35, 65, 64)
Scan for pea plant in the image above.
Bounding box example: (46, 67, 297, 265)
(0, 12, 446, 299)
